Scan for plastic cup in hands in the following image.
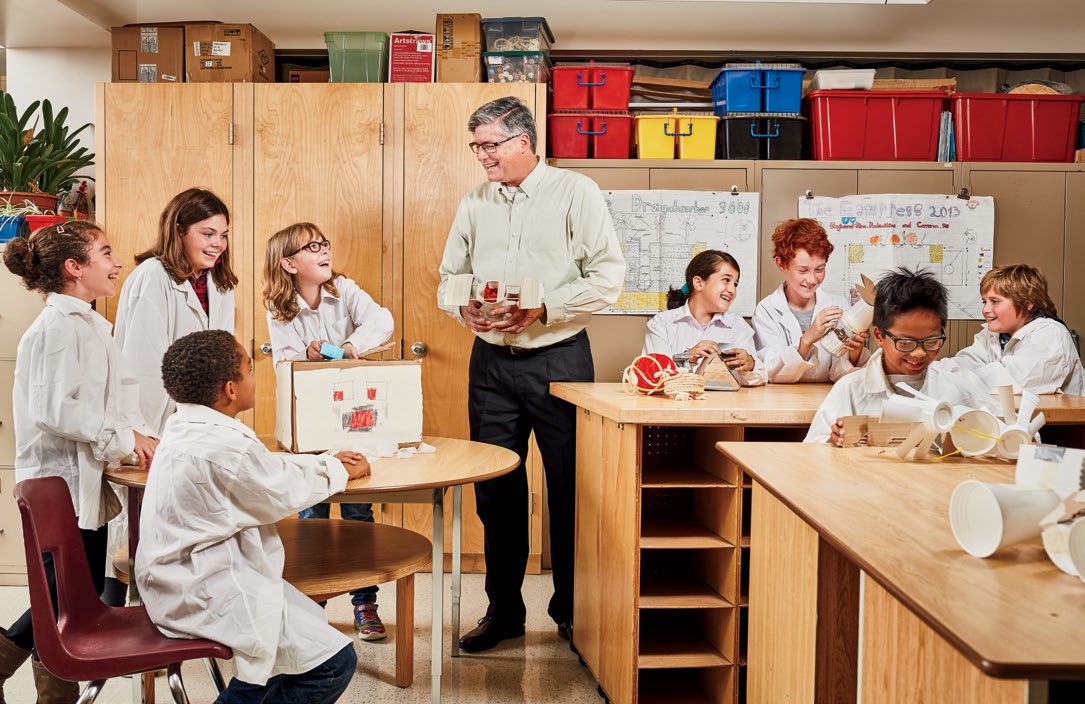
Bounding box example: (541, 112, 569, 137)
(949, 479, 1061, 558)
(949, 408, 1001, 457)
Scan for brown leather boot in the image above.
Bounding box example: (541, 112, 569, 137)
(0, 632, 31, 704)
(31, 658, 79, 704)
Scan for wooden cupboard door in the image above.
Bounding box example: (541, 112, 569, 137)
(1065, 171, 1085, 342)
(251, 84, 385, 436)
(98, 84, 235, 324)
(397, 83, 541, 571)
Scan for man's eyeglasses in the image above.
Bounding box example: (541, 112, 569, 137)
(288, 239, 331, 256)
(882, 330, 946, 352)
(467, 134, 521, 155)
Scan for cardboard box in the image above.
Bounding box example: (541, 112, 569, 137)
(111, 26, 185, 83)
(435, 13, 482, 83)
(287, 69, 331, 83)
(275, 360, 423, 453)
(389, 33, 435, 83)
(186, 24, 275, 83)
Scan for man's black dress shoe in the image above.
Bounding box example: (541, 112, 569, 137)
(557, 620, 571, 641)
(459, 616, 525, 653)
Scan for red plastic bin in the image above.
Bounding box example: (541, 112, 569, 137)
(805, 90, 945, 161)
(551, 64, 634, 111)
(548, 113, 631, 159)
(950, 92, 1085, 162)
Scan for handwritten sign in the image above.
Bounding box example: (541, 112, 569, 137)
(798, 194, 994, 319)
(600, 190, 760, 316)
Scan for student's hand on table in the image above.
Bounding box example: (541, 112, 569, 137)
(460, 300, 492, 333)
(802, 306, 842, 346)
(132, 431, 158, 470)
(489, 304, 545, 335)
(342, 342, 359, 359)
(306, 339, 329, 361)
(686, 339, 720, 362)
(335, 451, 371, 479)
(830, 418, 846, 448)
(722, 348, 755, 372)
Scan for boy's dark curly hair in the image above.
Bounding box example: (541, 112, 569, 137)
(873, 267, 949, 330)
(161, 330, 244, 406)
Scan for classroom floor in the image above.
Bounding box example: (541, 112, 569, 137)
(0, 572, 602, 703)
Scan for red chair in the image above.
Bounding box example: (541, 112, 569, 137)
(15, 476, 232, 703)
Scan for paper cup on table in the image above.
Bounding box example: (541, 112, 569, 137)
(949, 408, 1001, 457)
(881, 395, 954, 433)
(949, 480, 1061, 557)
(1041, 522, 1079, 576)
(1068, 519, 1085, 583)
(996, 424, 1032, 461)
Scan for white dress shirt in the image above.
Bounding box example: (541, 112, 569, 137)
(136, 403, 350, 686)
(947, 317, 1083, 395)
(643, 303, 768, 385)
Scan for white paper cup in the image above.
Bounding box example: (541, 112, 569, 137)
(1041, 522, 1079, 576)
(881, 395, 953, 433)
(949, 480, 1061, 557)
(996, 425, 1032, 461)
(949, 408, 1002, 457)
(1069, 518, 1085, 583)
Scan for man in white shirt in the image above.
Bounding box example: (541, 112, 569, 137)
(438, 96, 625, 652)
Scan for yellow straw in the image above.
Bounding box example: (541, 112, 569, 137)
(950, 424, 1001, 442)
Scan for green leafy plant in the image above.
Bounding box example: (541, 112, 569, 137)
(0, 91, 95, 196)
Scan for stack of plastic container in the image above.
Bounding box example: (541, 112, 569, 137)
(548, 61, 635, 159)
(632, 110, 719, 160)
(481, 17, 554, 83)
(324, 32, 389, 82)
(711, 62, 806, 160)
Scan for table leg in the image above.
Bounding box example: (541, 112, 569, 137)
(395, 575, 415, 687)
(451, 486, 462, 657)
(431, 489, 444, 704)
(127, 486, 153, 704)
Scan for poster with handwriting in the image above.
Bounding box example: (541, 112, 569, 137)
(600, 190, 760, 316)
(798, 194, 994, 319)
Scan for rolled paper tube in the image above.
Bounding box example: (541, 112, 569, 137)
(997, 385, 1017, 424)
(1041, 522, 1079, 576)
(1018, 390, 1041, 427)
(1027, 411, 1046, 437)
(949, 408, 1001, 457)
(881, 395, 954, 433)
(438, 273, 474, 307)
(949, 480, 1061, 558)
(841, 299, 874, 335)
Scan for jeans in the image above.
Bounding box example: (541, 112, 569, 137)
(298, 503, 377, 606)
(214, 644, 356, 704)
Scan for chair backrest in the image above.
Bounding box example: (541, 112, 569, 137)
(14, 476, 107, 680)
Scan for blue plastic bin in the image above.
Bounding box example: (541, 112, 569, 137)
(710, 62, 805, 116)
(0, 216, 27, 244)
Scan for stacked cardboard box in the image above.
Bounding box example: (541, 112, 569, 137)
(111, 22, 275, 83)
(435, 14, 482, 83)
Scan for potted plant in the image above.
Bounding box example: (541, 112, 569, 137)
(0, 90, 95, 213)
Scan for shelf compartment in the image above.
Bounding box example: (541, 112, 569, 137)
(641, 486, 739, 546)
(638, 608, 737, 667)
(639, 666, 736, 704)
(642, 425, 744, 485)
(640, 548, 737, 609)
(642, 466, 734, 488)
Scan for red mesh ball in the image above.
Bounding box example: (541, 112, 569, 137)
(631, 353, 677, 393)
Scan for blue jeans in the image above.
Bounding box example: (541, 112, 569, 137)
(215, 644, 356, 704)
(298, 503, 377, 606)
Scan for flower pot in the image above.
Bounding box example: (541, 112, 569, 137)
(25, 214, 67, 232)
(0, 191, 60, 213)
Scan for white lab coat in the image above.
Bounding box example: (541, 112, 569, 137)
(13, 294, 151, 530)
(643, 304, 768, 385)
(804, 349, 999, 443)
(947, 317, 1083, 395)
(267, 275, 393, 364)
(136, 403, 351, 686)
(752, 284, 870, 383)
(114, 258, 235, 433)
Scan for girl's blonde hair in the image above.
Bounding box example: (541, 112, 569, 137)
(136, 187, 238, 291)
(263, 222, 341, 322)
(980, 264, 1058, 319)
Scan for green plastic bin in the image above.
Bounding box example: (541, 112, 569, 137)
(324, 32, 389, 82)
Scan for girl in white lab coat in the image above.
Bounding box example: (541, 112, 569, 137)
(752, 218, 869, 383)
(263, 222, 393, 639)
(114, 187, 237, 434)
(643, 249, 767, 385)
(949, 264, 1083, 395)
(0, 222, 157, 701)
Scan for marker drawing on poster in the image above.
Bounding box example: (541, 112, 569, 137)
(798, 194, 994, 319)
(600, 190, 760, 317)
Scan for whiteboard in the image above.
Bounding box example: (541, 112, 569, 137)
(797, 194, 995, 320)
(600, 190, 760, 316)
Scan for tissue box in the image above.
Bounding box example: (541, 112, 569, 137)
(275, 359, 423, 453)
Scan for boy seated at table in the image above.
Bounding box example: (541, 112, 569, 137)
(135, 329, 370, 704)
(805, 268, 996, 446)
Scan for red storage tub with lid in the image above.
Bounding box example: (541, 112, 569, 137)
(950, 92, 1085, 162)
(551, 63, 634, 111)
(805, 90, 946, 161)
(548, 113, 631, 159)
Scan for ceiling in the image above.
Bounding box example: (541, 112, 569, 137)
(1, 0, 1082, 57)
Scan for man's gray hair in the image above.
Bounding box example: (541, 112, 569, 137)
(468, 96, 537, 153)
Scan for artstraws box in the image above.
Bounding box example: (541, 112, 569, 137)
(185, 23, 275, 83)
(275, 360, 423, 453)
(435, 13, 482, 83)
(389, 32, 436, 82)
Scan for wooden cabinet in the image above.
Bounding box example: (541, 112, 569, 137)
(0, 467, 24, 585)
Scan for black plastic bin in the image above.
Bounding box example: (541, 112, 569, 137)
(717, 112, 805, 159)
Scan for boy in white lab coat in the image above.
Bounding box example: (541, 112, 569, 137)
(135, 330, 369, 703)
(805, 268, 996, 445)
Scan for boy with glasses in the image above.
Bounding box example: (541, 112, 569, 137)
(805, 267, 996, 445)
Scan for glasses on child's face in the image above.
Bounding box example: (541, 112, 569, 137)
(882, 330, 946, 352)
(288, 239, 331, 256)
(467, 134, 521, 154)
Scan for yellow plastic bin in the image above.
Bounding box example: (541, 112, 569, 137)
(674, 114, 720, 159)
(634, 116, 677, 159)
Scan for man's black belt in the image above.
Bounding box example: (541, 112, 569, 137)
(495, 330, 585, 357)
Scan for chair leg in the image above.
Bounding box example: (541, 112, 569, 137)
(205, 658, 228, 694)
(75, 680, 105, 704)
(165, 664, 190, 704)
